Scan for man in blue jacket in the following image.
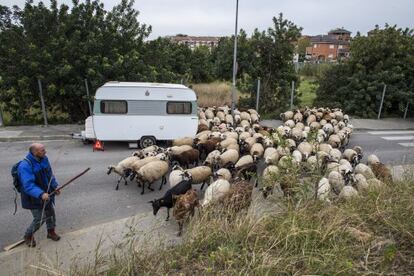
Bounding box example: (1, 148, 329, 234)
(18, 143, 61, 247)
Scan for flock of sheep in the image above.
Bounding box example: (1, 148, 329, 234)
(107, 105, 391, 235)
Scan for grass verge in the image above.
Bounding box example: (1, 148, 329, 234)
(298, 77, 318, 107)
(191, 82, 240, 107)
(98, 176, 414, 275)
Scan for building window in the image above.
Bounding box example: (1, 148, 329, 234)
(329, 44, 335, 49)
(314, 44, 317, 48)
(338, 45, 343, 49)
(100, 100, 127, 114)
(328, 54, 334, 59)
(167, 102, 192, 114)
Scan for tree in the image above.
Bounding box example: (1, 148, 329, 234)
(249, 13, 302, 113)
(297, 36, 311, 61)
(315, 25, 414, 118)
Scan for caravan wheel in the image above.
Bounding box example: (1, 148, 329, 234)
(140, 136, 156, 148)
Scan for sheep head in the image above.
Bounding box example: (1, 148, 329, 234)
(107, 166, 115, 175)
(148, 199, 162, 216)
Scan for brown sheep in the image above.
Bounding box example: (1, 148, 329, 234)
(370, 163, 393, 183)
(173, 189, 199, 236)
(197, 137, 221, 159)
(197, 124, 209, 133)
(170, 149, 200, 169)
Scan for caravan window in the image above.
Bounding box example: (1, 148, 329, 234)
(100, 100, 127, 114)
(167, 102, 192, 114)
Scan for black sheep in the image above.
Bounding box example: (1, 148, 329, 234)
(149, 176, 193, 221)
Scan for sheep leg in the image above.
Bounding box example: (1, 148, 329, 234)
(166, 208, 170, 221)
(148, 183, 154, 191)
(177, 221, 183, 236)
(200, 181, 206, 191)
(159, 176, 166, 190)
(123, 176, 128, 186)
(115, 176, 123, 190)
(141, 181, 145, 195)
(129, 173, 136, 181)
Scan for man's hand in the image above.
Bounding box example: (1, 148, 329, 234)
(55, 189, 61, 196)
(41, 193, 49, 201)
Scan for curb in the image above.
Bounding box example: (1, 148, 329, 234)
(0, 135, 73, 142)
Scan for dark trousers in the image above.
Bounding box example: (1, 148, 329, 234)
(25, 205, 56, 237)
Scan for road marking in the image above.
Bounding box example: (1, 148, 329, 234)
(382, 136, 414, 141)
(368, 130, 414, 135)
(399, 142, 414, 147)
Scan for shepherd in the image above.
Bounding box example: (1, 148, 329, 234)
(18, 143, 61, 247)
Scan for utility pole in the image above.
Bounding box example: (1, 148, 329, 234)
(231, 0, 239, 115)
(290, 81, 295, 110)
(37, 79, 48, 126)
(403, 102, 409, 119)
(0, 105, 4, 127)
(377, 84, 387, 120)
(84, 79, 93, 115)
(255, 78, 261, 111)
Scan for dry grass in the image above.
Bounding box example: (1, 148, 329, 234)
(90, 172, 414, 275)
(191, 82, 240, 107)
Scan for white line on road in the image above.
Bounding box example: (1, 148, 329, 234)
(368, 130, 414, 135)
(382, 136, 414, 141)
(399, 142, 414, 147)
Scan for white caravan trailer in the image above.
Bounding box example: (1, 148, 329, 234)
(79, 82, 198, 148)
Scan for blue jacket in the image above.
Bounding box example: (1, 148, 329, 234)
(18, 152, 59, 209)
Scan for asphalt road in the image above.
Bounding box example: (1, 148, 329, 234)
(0, 130, 413, 249)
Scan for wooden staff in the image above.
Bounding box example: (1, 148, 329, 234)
(3, 168, 90, 251)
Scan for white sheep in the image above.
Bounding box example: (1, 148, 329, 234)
(262, 165, 279, 185)
(250, 143, 264, 158)
(202, 179, 231, 206)
(167, 145, 193, 156)
(220, 131, 238, 141)
(108, 156, 140, 190)
(214, 168, 232, 181)
(240, 111, 251, 122)
(318, 143, 333, 154)
(216, 149, 239, 168)
(317, 177, 331, 202)
(204, 150, 221, 166)
(136, 160, 169, 194)
(328, 171, 344, 194)
(297, 141, 313, 159)
(205, 109, 214, 119)
(354, 163, 375, 180)
(219, 137, 238, 149)
(186, 166, 212, 190)
(339, 186, 358, 200)
(235, 155, 254, 169)
(264, 147, 279, 165)
(367, 154, 380, 166)
(292, 150, 303, 163)
(354, 173, 368, 192)
(342, 149, 359, 166)
(329, 148, 342, 163)
(172, 137, 194, 147)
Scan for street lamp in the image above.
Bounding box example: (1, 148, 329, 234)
(231, 0, 239, 115)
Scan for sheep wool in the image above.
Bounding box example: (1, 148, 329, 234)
(317, 178, 331, 202)
(202, 179, 231, 206)
(235, 155, 254, 169)
(215, 168, 232, 181)
(172, 137, 194, 147)
(186, 166, 212, 184)
(339, 186, 358, 200)
(354, 173, 368, 192)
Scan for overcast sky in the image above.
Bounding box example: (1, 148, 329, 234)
(1, 0, 413, 39)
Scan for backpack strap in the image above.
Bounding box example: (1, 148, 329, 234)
(13, 158, 34, 215)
